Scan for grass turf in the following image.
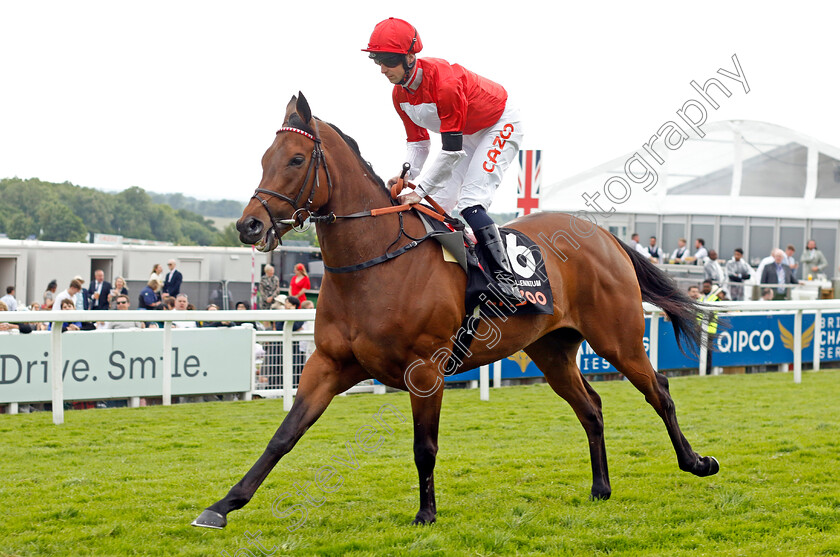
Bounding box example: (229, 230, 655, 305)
(1, 370, 840, 556)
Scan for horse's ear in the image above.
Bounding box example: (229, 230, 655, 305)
(284, 95, 298, 124)
(296, 92, 312, 124)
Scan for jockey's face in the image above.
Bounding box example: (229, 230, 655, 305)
(377, 53, 415, 84)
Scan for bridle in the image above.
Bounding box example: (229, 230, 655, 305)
(250, 120, 334, 244)
(249, 118, 461, 273)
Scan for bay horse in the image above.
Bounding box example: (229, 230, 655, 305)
(192, 93, 719, 529)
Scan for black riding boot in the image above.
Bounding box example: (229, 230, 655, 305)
(474, 224, 525, 304)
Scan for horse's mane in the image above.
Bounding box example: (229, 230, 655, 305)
(287, 113, 387, 192)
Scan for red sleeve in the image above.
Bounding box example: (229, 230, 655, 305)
(302, 276, 311, 290)
(392, 87, 430, 143)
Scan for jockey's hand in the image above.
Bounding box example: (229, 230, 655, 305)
(387, 176, 400, 188)
(398, 191, 422, 205)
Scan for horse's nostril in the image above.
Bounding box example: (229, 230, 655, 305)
(236, 216, 264, 242)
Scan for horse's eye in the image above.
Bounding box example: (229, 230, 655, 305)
(290, 155, 306, 167)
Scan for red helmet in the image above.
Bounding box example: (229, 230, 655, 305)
(362, 18, 423, 55)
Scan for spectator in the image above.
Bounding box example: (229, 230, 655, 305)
(72, 275, 90, 310)
(289, 263, 311, 303)
(755, 248, 781, 282)
(700, 279, 722, 303)
(89, 269, 112, 311)
(51, 298, 82, 332)
(800, 239, 828, 277)
(150, 263, 164, 294)
(299, 300, 316, 359)
(760, 249, 797, 300)
(259, 264, 282, 309)
(27, 302, 48, 331)
(282, 295, 304, 332)
(1, 286, 17, 311)
(0, 300, 32, 333)
(686, 238, 708, 264)
(172, 293, 197, 328)
(162, 259, 183, 298)
(100, 294, 145, 329)
(784, 245, 798, 277)
(201, 304, 232, 328)
(43, 279, 58, 309)
(108, 276, 129, 309)
(724, 248, 753, 301)
(645, 236, 662, 262)
(698, 280, 720, 375)
(53, 279, 83, 312)
(163, 297, 176, 310)
(670, 238, 689, 264)
(760, 288, 774, 301)
(703, 250, 724, 284)
(138, 279, 162, 310)
(235, 300, 261, 329)
(687, 285, 701, 300)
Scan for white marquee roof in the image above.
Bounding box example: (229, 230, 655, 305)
(540, 120, 840, 220)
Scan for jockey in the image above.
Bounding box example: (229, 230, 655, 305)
(363, 17, 525, 304)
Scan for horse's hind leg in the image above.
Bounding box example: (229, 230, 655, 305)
(192, 352, 368, 529)
(585, 317, 719, 478)
(525, 330, 611, 500)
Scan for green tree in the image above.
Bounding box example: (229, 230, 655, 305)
(6, 213, 38, 239)
(213, 222, 243, 247)
(38, 205, 87, 242)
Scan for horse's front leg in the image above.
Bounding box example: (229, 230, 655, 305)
(192, 351, 367, 529)
(407, 371, 444, 525)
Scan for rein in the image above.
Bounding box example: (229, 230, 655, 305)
(251, 121, 462, 274)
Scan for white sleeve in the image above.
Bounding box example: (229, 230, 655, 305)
(405, 140, 431, 181)
(415, 149, 467, 198)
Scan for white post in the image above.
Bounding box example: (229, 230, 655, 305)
(698, 317, 709, 376)
(493, 360, 502, 388)
(793, 309, 802, 384)
(282, 323, 294, 411)
(129, 397, 140, 408)
(813, 310, 822, 372)
(649, 312, 660, 370)
(9, 402, 18, 415)
(479, 364, 489, 401)
(373, 384, 386, 395)
(51, 323, 64, 425)
(162, 321, 173, 406)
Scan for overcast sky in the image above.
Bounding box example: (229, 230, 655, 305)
(2, 1, 838, 215)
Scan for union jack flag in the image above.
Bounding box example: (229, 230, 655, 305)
(517, 150, 541, 216)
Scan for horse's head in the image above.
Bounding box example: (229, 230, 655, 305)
(237, 93, 333, 252)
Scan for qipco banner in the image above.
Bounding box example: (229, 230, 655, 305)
(0, 327, 254, 403)
(712, 311, 840, 367)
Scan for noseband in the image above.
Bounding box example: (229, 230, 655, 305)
(250, 120, 334, 243)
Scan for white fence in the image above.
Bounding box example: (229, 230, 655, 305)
(0, 309, 319, 424)
(4, 300, 839, 424)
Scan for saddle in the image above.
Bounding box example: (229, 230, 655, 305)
(414, 208, 553, 319)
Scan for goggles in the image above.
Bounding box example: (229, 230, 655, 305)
(369, 52, 405, 68)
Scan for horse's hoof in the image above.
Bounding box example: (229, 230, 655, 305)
(412, 511, 436, 525)
(191, 509, 227, 529)
(707, 456, 720, 476)
(590, 487, 612, 501)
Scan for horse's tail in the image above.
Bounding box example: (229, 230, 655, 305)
(615, 237, 708, 355)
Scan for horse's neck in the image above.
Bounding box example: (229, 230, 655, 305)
(315, 148, 410, 270)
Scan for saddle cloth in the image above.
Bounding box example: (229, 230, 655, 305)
(417, 209, 554, 318)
